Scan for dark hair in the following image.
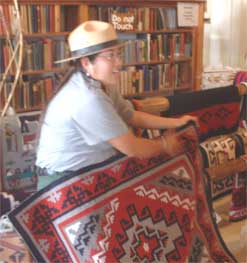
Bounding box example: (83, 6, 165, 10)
(87, 53, 99, 63)
(69, 53, 98, 71)
(56, 53, 100, 94)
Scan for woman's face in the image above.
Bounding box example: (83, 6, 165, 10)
(84, 47, 123, 86)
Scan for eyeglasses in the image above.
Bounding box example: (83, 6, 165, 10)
(97, 50, 124, 62)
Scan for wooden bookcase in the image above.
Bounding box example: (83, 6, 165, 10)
(0, 0, 205, 112)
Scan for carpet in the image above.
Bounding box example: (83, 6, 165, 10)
(163, 85, 241, 142)
(8, 123, 236, 263)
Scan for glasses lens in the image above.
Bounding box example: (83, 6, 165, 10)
(99, 49, 123, 61)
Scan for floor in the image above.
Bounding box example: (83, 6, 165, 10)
(213, 195, 247, 263)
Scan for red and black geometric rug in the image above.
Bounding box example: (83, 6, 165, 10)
(163, 85, 241, 142)
(8, 123, 236, 263)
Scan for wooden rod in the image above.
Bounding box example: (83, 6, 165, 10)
(206, 156, 247, 181)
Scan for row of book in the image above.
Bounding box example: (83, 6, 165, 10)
(1, 77, 56, 111)
(122, 32, 192, 64)
(116, 63, 191, 96)
(0, 5, 16, 35)
(89, 6, 178, 31)
(0, 38, 69, 73)
(0, 38, 19, 75)
(22, 39, 69, 71)
(0, 4, 76, 34)
(174, 62, 192, 88)
(117, 65, 169, 96)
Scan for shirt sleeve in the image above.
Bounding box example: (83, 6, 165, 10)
(108, 87, 134, 122)
(71, 93, 129, 145)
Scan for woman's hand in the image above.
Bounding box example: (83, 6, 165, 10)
(177, 115, 199, 127)
(162, 129, 185, 157)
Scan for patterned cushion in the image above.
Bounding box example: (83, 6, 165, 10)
(199, 132, 246, 199)
(200, 136, 235, 168)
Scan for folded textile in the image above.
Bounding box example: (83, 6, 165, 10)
(163, 85, 241, 141)
(233, 71, 247, 86)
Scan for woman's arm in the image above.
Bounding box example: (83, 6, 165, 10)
(127, 110, 198, 129)
(108, 129, 183, 159)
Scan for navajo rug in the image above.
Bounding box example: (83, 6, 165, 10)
(9, 124, 236, 263)
(163, 85, 241, 142)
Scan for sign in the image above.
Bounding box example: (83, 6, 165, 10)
(177, 3, 199, 27)
(111, 12, 135, 31)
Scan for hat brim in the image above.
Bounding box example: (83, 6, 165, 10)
(54, 41, 126, 64)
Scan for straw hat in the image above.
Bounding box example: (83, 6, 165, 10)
(55, 20, 123, 63)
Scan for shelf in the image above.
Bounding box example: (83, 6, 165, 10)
(124, 82, 192, 99)
(15, 106, 43, 113)
(0, 33, 69, 39)
(0, 29, 193, 38)
(22, 68, 66, 76)
(118, 28, 194, 34)
(2, 0, 206, 3)
(0, 0, 205, 113)
(83, 0, 206, 7)
(0, 68, 67, 78)
(123, 57, 192, 67)
(1, 1, 83, 4)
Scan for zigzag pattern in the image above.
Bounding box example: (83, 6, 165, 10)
(134, 185, 195, 211)
(159, 176, 192, 191)
(92, 198, 119, 263)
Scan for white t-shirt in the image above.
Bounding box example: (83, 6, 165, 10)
(36, 71, 134, 173)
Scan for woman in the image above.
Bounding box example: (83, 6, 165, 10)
(36, 20, 197, 190)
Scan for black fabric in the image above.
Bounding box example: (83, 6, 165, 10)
(163, 85, 240, 116)
(240, 95, 247, 121)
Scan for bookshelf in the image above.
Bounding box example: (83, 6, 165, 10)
(0, 0, 205, 112)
